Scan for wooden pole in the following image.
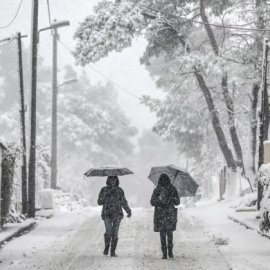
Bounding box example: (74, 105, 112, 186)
(17, 32, 28, 215)
(28, 0, 39, 218)
(51, 27, 58, 189)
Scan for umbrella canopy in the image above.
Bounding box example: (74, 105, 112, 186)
(84, 166, 133, 177)
(148, 165, 199, 197)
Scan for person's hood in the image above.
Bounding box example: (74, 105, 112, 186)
(106, 176, 119, 187)
(157, 173, 171, 187)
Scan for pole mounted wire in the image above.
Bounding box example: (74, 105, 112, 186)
(133, 1, 270, 32)
(0, 0, 23, 29)
(46, 0, 53, 35)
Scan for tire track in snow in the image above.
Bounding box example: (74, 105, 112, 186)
(63, 219, 104, 270)
(49, 216, 104, 270)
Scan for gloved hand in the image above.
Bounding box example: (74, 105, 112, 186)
(127, 212, 132, 218)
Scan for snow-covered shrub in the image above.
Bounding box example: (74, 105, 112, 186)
(40, 189, 54, 209)
(234, 192, 257, 208)
(1, 143, 21, 226)
(257, 164, 270, 233)
(6, 207, 25, 224)
(35, 147, 51, 209)
(53, 190, 89, 212)
(211, 234, 229, 246)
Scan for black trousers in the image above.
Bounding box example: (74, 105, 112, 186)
(160, 230, 173, 248)
(104, 217, 121, 238)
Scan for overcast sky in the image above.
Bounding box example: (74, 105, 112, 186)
(0, 0, 163, 133)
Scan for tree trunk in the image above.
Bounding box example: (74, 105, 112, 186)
(221, 73, 245, 171)
(250, 83, 260, 173)
(200, 0, 244, 172)
(255, 0, 269, 139)
(194, 69, 237, 171)
(199, 0, 219, 55)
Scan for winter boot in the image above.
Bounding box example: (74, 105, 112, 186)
(168, 245, 174, 258)
(161, 246, 167, 259)
(110, 237, 118, 257)
(103, 235, 111, 255)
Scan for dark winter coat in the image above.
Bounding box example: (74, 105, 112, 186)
(150, 176, 180, 232)
(97, 177, 131, 220)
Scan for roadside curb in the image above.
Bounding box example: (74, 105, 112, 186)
(227, 215, 270, 240)
(0, 220, 37, 248)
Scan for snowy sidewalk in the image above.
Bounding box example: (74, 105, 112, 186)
(0, 219, 36, 248)
(226, 209, 270, 239)
(0, 209, 56, 249)
(0, 208, 96, 269)
(188, 201, 270, 270)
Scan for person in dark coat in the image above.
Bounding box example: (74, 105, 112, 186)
(97, 176, 131, 257)
(150, 173, 180, 259)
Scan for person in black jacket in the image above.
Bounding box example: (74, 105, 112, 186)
(97, 176, 131, 257)
(150, 173, 180, 259)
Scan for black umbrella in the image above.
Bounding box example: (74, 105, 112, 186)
(148, 165, 199, 197)
(84, 166, 133, 177)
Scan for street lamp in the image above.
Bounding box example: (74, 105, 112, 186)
(38, 19, 70, 189)
(38, 20, 70, 36)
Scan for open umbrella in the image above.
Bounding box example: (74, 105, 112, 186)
(84, 166, 133, 177)
(148, 165, 199, 197)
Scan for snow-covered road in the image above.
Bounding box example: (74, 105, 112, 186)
(0, 208, 230, 270)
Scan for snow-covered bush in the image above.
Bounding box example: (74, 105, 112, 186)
(257, 164, 270, 233)
(1, 143, 22, 225)
(39, 189, 54, 209)
(211, 234, 230, 246)
(53, 190, 89, 212)
(234, 192, 257, 208)
(35, 147, 51, 209)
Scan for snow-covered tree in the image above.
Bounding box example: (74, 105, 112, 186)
(74, 0, 270, 185)
(0, 41, 137, 203)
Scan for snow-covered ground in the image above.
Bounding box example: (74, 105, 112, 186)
(1, 202, 270, 269)
(189, 200, 270, 270)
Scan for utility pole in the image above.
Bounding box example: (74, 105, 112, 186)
(258, 38, 269, 210)
(51, 26, 58, 189)
(51, 20, 70, 189)
(39, 20, 70, 189)
(17, 32, 28, 214)
(28, 0, 39, 218)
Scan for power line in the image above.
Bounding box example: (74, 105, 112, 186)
(133, 1, 270, 32)
(46, 0, 53, 36)
(0, 36, 16, 48)
(0, 0, 23, 29)
(58, 40, 141, 100)
(46, 0, 52, 24)
(88, 64, 140, 100)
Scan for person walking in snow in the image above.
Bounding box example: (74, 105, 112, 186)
(150, 173, 180, 259)
(97, 176, 132, 257)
